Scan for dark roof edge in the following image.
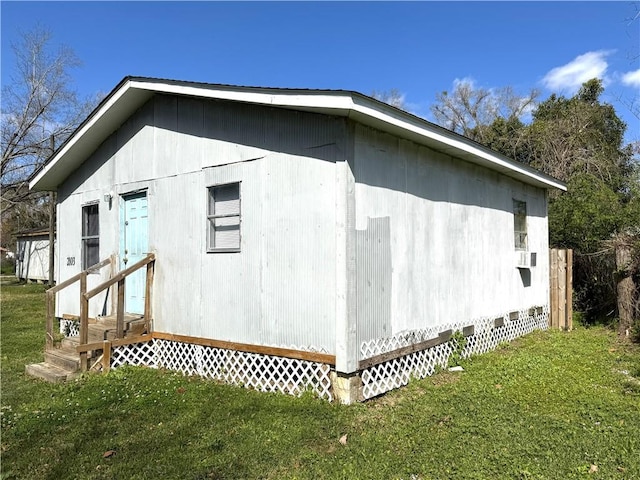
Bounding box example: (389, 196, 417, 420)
(30, 76, 566, 192)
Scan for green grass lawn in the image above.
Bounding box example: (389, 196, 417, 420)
(2, 279, 639, 479)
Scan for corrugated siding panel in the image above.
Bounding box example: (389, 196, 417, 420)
(258, 156, 336, 349)
(356, 217, 392, 355)
(151, 172, 203, 336)
(201, 97, 347, 168)
(199, 153, 337, 352)
(199, 162, 257, 343)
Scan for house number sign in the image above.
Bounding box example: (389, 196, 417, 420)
(66, 257, 76, 266)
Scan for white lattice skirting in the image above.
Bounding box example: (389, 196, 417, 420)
(59, 318, 80, 337)
(59, 306, 547, 403)
(361, 306, 549, 400)
(109, 339, 333, 401)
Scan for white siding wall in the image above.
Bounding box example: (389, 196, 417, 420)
(353, 124, 549, 341)
(54, 94, 552, 359)
(56, 96, 342, 352)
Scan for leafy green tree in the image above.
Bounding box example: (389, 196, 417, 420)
(538, 81, 637, 332)
(474, 116, 530, 165)
(549, 173, 626, 251)
(528, 80, 638, 332)
(527, 79, 634, 188)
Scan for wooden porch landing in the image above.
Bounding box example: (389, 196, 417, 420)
(26, 314, 145, 383)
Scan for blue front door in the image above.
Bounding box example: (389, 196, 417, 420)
(121, 192, 148, 314)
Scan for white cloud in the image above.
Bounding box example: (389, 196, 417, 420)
(621, 69, 640, 87)
(542, 51, 613, 93)
(452, 77, 477, 89)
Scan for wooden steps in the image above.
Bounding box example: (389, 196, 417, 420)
(87, 314, 145, 342)
(26, 313, 146, 383)
(25, 362, 79, 383)
(44, 346, 80, 371)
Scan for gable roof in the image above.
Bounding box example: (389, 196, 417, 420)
(30, 76, 566, 192)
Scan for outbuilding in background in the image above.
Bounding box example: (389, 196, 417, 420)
(15, 229, 56, 283)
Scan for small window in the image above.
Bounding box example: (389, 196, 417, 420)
(82, 203, 99, 268)
(513, 199, 527, 250)
(207, 183, 241, 252)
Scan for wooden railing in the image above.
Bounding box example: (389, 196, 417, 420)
(46, 253, 156, 371)
(46, 256, 115, 349)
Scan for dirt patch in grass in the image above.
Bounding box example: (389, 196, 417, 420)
(428, 369, 464, 387)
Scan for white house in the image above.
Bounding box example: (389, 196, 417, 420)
(29, 77, 565, 402)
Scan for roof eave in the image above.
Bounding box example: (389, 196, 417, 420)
(30, 77, 566, 193)
(348, 95, 566, 191)
(30, 78, 154, 191)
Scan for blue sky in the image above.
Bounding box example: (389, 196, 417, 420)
(2, 1, 639, 143)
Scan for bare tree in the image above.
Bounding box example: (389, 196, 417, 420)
(616, 2, 640, 121)
(1, 27, 92, 221)
(430, 79, 538, 143)
(371, 89, 408, 111)
(1, 26, 96, 267)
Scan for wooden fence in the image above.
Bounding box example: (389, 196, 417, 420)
(550, 248, 573, 330)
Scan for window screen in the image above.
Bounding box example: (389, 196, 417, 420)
(207, 183, 241, 251)
(82, 203, 99, 268)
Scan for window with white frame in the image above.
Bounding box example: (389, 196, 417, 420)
(513, 199, 527, 250)
(207, 182, 241, 252)
(82, 203, 99, 268)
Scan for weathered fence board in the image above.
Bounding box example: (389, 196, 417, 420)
(550, 248, 573, 330)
